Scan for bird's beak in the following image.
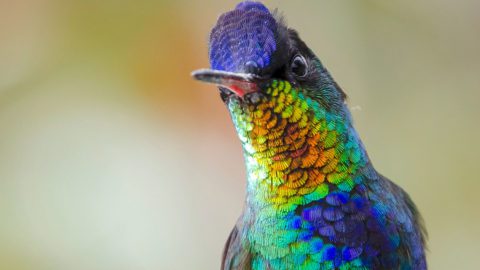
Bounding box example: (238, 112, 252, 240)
(191, 69, 261, 98)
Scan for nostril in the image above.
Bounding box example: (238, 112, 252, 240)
(245, 61, 259, 74)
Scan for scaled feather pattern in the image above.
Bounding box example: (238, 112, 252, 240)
(209, 2, 277, 72)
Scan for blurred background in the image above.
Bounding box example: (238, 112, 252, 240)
(0, 0, 479, 269)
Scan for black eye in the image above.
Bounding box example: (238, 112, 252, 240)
(290, 54, 308, 77)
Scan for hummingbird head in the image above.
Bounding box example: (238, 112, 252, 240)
(192, 1, 347, 113)
(192, 2, 362, 193)
(192, 1, 367, 213)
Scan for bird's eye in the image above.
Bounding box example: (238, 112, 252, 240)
(290, 54, 308, 77)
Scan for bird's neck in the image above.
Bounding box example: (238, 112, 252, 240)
(228, 81, 369, 218)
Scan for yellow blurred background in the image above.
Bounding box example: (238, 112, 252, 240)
(0, 0, 479, 269)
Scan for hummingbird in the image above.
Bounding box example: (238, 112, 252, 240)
(192, 2, 427, 269)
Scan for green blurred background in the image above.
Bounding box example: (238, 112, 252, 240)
(0, 0, 479, 269)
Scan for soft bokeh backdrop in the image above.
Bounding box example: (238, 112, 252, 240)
(0, 0, 479, 269)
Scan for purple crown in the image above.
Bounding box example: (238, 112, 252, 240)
(209, 1, 277, 73)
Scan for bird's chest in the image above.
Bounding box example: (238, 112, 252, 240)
(243, 194, 380, 270)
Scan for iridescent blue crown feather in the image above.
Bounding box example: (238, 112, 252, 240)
(209, 1, 278, 73)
